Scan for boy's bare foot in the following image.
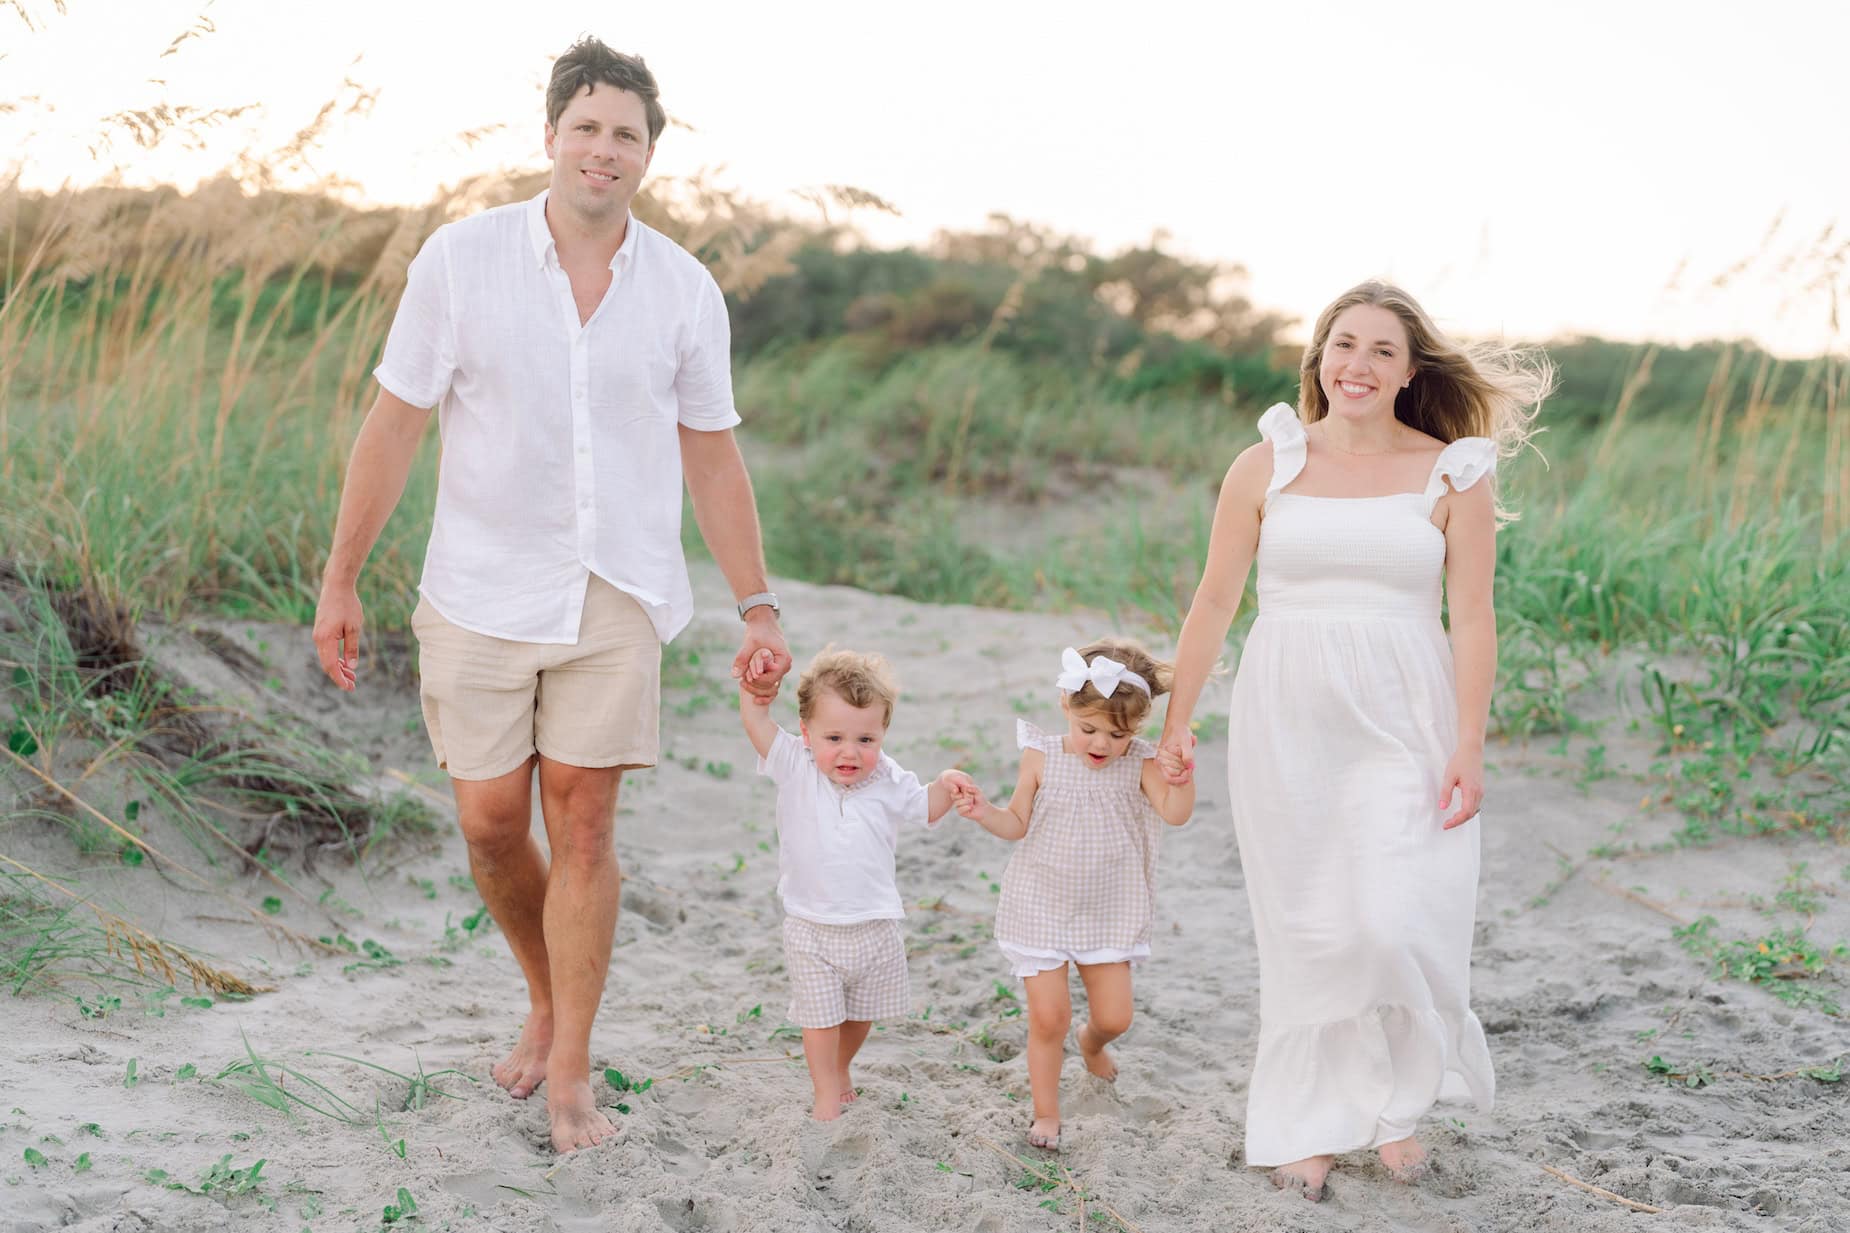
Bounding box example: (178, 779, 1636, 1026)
(1378, 1136, 1428, 1182)
(548, 1079, 614, 1153)
(1272, 1154, 1334, 1202)
(810, 1095, 845, 1122)
(1027, 1117, 1061, 1150)
(492, 1015, 552, 1099)
(1075, 1024, 1118, 1082)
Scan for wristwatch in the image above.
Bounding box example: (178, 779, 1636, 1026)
(736, 591, 780, 620)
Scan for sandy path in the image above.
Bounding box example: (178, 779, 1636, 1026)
(2, 567, 1844, 1232)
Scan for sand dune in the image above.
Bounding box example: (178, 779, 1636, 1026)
(3, 567, 1844, 1232)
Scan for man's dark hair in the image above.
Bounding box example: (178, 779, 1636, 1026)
(546, 37, 666, 145)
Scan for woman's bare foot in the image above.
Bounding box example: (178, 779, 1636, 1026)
(1075, 1024, 1118, 1082)
(547, 1079, 615, 1153)
(1027, 1117, 1061, 1150)
(1378, 1136, 1428, 1182)
(810, 1094, 845, 1122)
(492, 1015, 552, 1099)
(1272, 1154, 1334, 1202)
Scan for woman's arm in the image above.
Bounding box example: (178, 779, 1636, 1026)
(1158, 444, 1270, 772)
(1439, 480, 1496, 828)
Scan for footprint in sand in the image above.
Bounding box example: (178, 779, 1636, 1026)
(652, 1129, 706, 1177)
(621, 883, 682, 929)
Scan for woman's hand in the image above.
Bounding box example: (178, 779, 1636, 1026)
(1156, 729, 1196, 786)
(1439, 746, 1484, 829)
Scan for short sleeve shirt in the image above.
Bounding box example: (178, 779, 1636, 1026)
(373, 191, 740, 645)
(758, 728, 935, 924)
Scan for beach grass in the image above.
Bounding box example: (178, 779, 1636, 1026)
(3, 177, 1845, 1027)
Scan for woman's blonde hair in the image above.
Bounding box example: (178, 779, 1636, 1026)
(1299, 280, 1555, 519)
(796, 647, 899, 727)
(1062, 637, 1173, 731)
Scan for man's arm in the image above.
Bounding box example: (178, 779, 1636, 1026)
(311, 388, 433, 690)
(680, 424, 791, 699)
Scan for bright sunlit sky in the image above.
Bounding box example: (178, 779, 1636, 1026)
(5, 0, 1846, 355)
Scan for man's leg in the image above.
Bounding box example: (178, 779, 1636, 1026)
(534, 755, 623, 1152)
(450, 759, 552, 1098)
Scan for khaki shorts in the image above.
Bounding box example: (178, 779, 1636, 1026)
(410, 576, 660, 781)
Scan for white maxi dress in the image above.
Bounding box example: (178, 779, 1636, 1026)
(1229, 403, 1496, 1167)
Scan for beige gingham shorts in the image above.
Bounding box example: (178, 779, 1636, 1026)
(781, 916, 910, 1029)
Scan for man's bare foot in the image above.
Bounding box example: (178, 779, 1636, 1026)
(1272, 1154, 1334, 1202)
(492, 1016, 552, 1099)
(1027, 1117, 1061, 1150)
(547, 1079, 615, 1153)
(1075, 1024, 1118, 1082)
(810, 1094, 845, 1122)
(1378, 1136, 1428, 1182)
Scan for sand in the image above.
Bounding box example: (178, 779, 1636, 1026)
(3, 565, 1846, 1232)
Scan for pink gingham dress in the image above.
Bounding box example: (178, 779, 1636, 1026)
(993, 719, 1165, 975)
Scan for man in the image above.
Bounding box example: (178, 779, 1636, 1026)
(311, 37, 790, 1153)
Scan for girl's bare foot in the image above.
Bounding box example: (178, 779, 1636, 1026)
(838, 1087, 857, 1105)
(492, 1015, 552, 1099)
(548, 1079, 615, 1153)
(1272, 1154, 1334, 1202)
(1075, 1024, 1118, 1082)
(1378, 1136, 1428, 1182)
(810, 1094, 845, 1121)
(1027, 1117, 1061, 1150)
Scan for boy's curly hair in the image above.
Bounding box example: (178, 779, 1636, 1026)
(1063, 637, 1173, 731)
(796, 647, 899, 727)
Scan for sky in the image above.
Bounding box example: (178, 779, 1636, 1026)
(4, 0, 1846, 355)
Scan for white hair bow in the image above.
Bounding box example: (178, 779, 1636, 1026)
(1055, 647, 1151, 698)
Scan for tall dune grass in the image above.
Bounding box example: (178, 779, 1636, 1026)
(2, 180, 1844, 802)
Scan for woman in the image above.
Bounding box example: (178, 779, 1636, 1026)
(1157, 281, 1552, 1200)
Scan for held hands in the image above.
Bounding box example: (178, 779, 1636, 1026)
(939, 770, 988, 820)
(737, 647, 786, 702)
(1440, 746, 1485, 829)
(1156, 730, 1196, 786)
(734, 637, 791, 706)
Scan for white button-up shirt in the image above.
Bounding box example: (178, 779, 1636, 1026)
(374, 191, 740, 644)
(759, 728, 938, 925)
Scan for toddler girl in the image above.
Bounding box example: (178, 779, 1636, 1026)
(957, 639, 1194, 1149)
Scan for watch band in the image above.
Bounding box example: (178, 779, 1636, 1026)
(737, 591, 780, 619)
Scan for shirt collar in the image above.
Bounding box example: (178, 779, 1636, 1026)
(525, 189, 642, 273)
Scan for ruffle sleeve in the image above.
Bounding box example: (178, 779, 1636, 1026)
(1421, 437, 1497, 513)
(1257, 403, 1308, 511)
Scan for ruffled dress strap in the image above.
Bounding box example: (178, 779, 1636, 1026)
(1016, 718, 1058, 753)
(1422, 437, 1497, 515)
(1257, 403, 1308, 512)
(1127, 736, 1157, 761)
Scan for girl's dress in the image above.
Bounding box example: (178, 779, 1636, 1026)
(994, 720, 1165, 976)
(1228, 403, 1496, 1167)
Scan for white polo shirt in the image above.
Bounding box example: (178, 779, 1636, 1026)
(759, 728, 937, 925)
(374, 191, 740, 645)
